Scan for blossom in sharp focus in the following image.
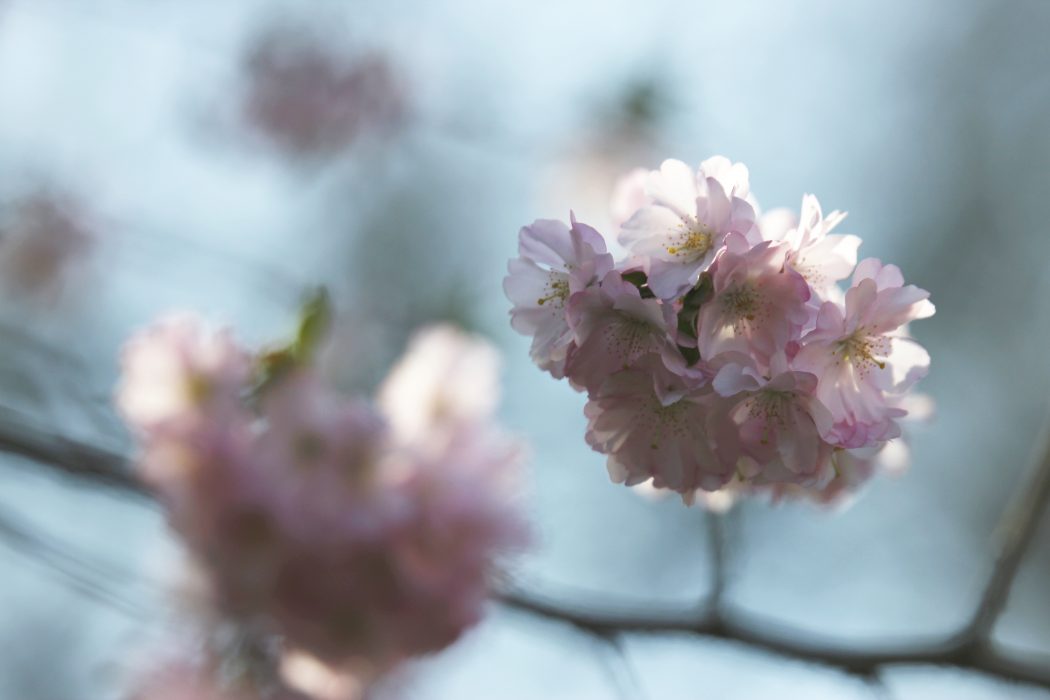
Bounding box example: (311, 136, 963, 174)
(506, 154, 935, 505)
(774, 194, 860, 303)
(695, 234, 811, 366)
(610, 167, 649, 228)
(564, 270, 681, 394)
(618, 157, 758, 299)
(794, 258, 934, 448)
(585, 356, 734, 494)
(712, 353, 834, 484)
(504, 215, 614, 378)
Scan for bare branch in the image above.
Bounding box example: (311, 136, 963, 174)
(1, 416, 1048, 689)
(0, 406, 146, 496)
(961, 418, 1050, 642)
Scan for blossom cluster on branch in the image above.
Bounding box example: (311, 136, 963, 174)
(505, 156, 934, 504)
(117, 307, 527, 696)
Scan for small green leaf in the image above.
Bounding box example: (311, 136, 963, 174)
(622, 270, 656, 299)
(292, 286, 332, 364)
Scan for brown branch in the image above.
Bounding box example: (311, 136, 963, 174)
(0, 406, 146, 497)
(1, 413, 1048, 689)
(498, 590, 1050, 688)
(961, 418, 1050, 641)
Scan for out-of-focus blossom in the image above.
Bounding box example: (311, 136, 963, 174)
(126, 653, 294, 700)
(118, 316, 528, 687)
(618, 157, 758, 299)
(0, 188, 95, 301)
(116, 314, 251, 436)
(280, 650, 363, 700)
(503, 216, 614, 378)
(506, 155, 935, 505)
(377, 323, 501, 442)
(240, 25, 405, 159)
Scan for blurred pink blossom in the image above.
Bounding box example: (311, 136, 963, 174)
(118, 317, 527, 681)
(0, 188, 95, 301)
(240, 26, 405, 159)
(116, 314, 251, 438)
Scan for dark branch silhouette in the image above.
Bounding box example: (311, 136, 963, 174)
(1, 405, 1047, 690)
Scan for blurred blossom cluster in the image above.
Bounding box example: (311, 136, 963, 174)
(239, 25, 406, 159)
(505, 156, 935, 505)
(116, 308, 527, 696)
(0, 187, 95, 302)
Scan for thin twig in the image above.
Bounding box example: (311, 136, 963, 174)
(704, 508, 727, 616)
(961, 417, 1050, 642)
(0, 506, 151, 618)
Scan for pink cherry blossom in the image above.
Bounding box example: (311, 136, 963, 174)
(698, 155, 753, 199)
(585, 357, 734, 495)
(756, 207, 797, 242)
(794, 258, 934, 448)
(712, 353, 834, 483)
(610, 167, 649, 228)
(777, 194, 860, 302)
(619, 158, 758, 299)
(564, 270, 680, 394)
(119, 318, 528, 676)
(506, 155, 934, 504)
(695, 234, 811, 366)
(504, 215, 614, 378)
(117, 314, 252, 437)
(378, 323, 501, 444)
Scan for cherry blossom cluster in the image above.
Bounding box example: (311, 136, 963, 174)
(117, 313, 526, 695)
(505, 156, 934, 504)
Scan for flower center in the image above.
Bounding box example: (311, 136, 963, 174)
(666, 219, 714, 260)
(835, 328, 890, 374)
(721, 282, 760, 321)
(536, 273, 570, 308)
(745, 390, 793, 445)
(603, 314, 656, 367)
(645, 397, 691, 450)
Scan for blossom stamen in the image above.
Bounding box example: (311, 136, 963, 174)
(721, 282, 761, 326)
(536, 275, 569, 307)
(666, 220, 714, 260)
(835, 328, 890, 374)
